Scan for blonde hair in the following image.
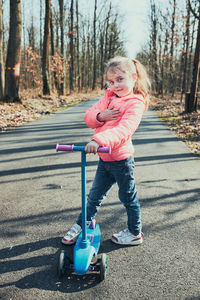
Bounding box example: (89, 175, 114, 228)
(105, 56, 151, 108)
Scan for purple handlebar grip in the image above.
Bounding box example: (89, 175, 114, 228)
(56, 144, 74, 152)
(97, 146, 111, 153)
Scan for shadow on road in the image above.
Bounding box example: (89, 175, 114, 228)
(1, 151, 198, 185)
(0, 231, 138, 294)
(0, 237, 101, 293)
(0, 160, 97, 178)
(1, 122, 87, 136)
(0, 183, 199, 293)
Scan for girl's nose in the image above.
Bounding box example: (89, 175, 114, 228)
(114, 81, 119, 87)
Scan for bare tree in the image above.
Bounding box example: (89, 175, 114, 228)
(42, 0, 51, 95)
(59, 0, 65, 94)
(75, 0, 80, 90)
(92, 0, 97, 90)
(150, 0, 159, 93)
(50, 6, 58, 90)
(169, 0, 176, 97)
(69, 0, 74, 92)
(40, 0, 43, 56)
(5, 0, 22, 101)
(100, 26, 105, 89)
(0, 0, 4, 98)
(181, 1, 191, 102)
(86, 22, 90, 88)
(104, 3, 111, 63)
(81, 24, 86, 89)
(187, 0, 200, 112)
(27, 16, 36, 51)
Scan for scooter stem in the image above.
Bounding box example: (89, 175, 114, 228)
(80, 150, 88, 248)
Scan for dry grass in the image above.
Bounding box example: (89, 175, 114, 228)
(150, 94, 200, 156)
(0, 88, 103, 132)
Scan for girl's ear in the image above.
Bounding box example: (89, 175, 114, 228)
(133, 73, 137, 80)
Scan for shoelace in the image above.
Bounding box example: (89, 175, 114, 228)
(119, 229, 129, 237)
(67, 227, 79, 237)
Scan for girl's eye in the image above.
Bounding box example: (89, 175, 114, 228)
(118, 77, 123, 82)
(108, 81, 114, 85)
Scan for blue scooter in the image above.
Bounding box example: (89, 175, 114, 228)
(56, 144, 110, 281)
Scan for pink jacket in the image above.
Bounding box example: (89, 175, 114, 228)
(84, 90, 146, 161)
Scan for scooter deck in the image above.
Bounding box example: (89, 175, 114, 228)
(73, 224, 101, 275)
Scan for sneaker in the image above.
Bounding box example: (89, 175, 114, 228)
(111, 228, 143, 245)
(62, 224, 82, 245)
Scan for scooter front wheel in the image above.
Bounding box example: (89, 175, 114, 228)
(100, 253, 107, 281)
(57, 250, 71, 278)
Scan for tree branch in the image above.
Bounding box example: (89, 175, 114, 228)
(188, 0, 200, 20)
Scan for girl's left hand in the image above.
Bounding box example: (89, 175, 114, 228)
(85, 141, 99, 154)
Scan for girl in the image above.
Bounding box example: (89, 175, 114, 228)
(62, 56, 151, 246)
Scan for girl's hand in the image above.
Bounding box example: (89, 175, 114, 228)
(97, 108, 120, 122)
(85, 141, 99, 154)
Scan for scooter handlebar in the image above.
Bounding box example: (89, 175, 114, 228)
(56, 144, 111, 153)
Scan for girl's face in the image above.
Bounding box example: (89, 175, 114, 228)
(107, 68, 136, 97)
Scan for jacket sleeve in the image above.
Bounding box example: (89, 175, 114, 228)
(84, 95, 108, 129)
(92, 100, 145, 148)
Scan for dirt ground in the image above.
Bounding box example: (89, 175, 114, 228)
(0, 89, 199, 156)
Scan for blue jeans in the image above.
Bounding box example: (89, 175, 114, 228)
(77, 156, 141, 235)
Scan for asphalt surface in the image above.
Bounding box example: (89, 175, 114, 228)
(0, 99, 200, 300)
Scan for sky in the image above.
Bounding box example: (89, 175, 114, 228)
(3, 0, 168, 58)
(113, 0, 151, 58)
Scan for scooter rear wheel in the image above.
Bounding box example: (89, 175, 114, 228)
(100, 253, 107, 281)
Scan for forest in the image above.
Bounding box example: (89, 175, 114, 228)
(0, 0, 199, 153)
(0, 0, 126, 99)
(0, 0, 199, 110)
(143, 0, 200, 113)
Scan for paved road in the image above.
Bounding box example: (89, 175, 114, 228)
(0, 99, 200, 300)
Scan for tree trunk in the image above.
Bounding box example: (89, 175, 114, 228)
(150, 1, 159, 93)
(76, 0, 80, 91)
(81, 26, 86, 89)
(181, 2, 190, 102)
(42, 0, 51, 95)
(86, 24, 90, 89)
(188, 3, 200, 112)
(59, 0, 65, 94)
(100, 30, 104, 89)
(104, 3, 111, 63)
(5, 0, 22, 102)
(50, 10, 54, 55)
(0, 1, 4, 98)
(69, 0, 74, 92)
(27, 16, 35, 51)
(169, 0, 176, 97)
(92, 0, 97, 90)
(50, 7, 58, 91)
(188, 19, 196, 90)
(158, 35, 163, 96)
(40, 0, 43, 56)
(163, 29, 169, 94)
